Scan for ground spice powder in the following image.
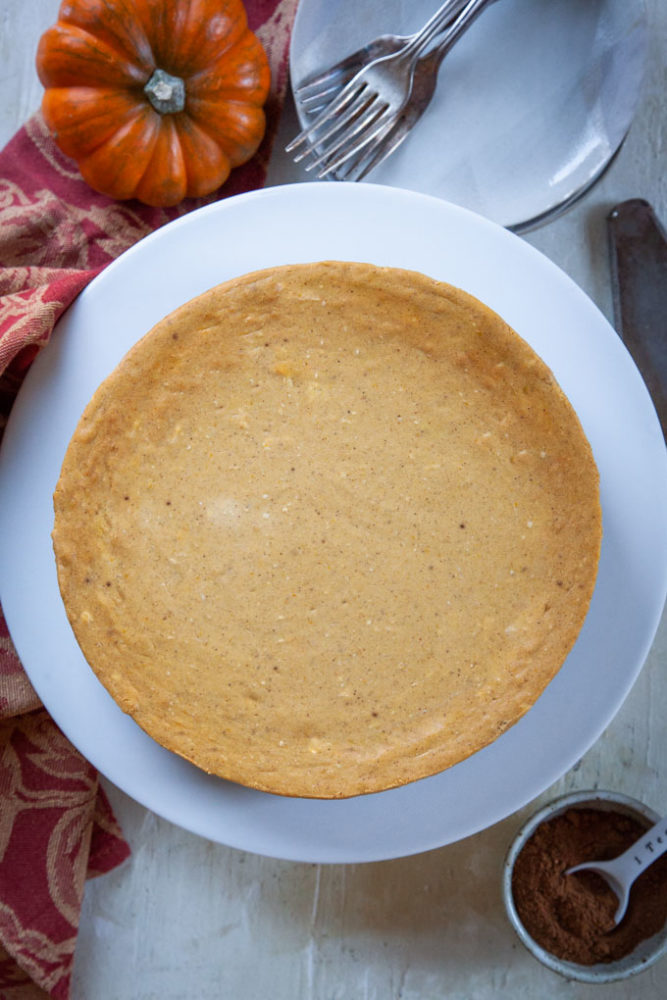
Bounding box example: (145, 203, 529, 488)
(511, 807, 667, 965)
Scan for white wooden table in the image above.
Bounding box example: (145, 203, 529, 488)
(2, 2, 666, 997)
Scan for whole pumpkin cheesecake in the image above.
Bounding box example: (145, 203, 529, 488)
(52, 261, 602, 798)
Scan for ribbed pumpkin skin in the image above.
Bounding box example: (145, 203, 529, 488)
(36, 0, 271, 206)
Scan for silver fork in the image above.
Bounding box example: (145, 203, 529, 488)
(294, 0, 468, 116)
(285, 0, 475, 176)
(320, 0, 497, 182)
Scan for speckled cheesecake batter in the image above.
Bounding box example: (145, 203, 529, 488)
(52, 262, 601, 797)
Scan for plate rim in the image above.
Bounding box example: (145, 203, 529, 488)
(1, 181, 665, 862)
(288, 0, 648, 231)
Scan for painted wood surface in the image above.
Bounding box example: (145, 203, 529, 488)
(1, 2, 665, 997)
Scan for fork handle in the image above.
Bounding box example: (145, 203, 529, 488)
(398, 0, 498, 90)
(403, 0, 474, 58)
(424, 0, 498, 62)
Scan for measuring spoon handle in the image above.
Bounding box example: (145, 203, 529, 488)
(608, 814, 667, 883)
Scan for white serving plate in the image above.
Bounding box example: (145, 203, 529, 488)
(290, 0, 647, 230)
(0, 182, 665, 862)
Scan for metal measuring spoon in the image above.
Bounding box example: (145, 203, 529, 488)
(566, 814, 667, 926)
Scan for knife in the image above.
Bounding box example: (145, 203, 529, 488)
(607, 198, 667, 439)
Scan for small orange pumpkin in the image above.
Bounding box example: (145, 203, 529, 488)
(36, 0, 271, 207)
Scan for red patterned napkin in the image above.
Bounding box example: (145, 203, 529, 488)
(0, 3, 297, 997)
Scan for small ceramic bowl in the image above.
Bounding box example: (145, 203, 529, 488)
(502, 789, 667, 983)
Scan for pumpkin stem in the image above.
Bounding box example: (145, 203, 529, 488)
(144, 69, 186, 114)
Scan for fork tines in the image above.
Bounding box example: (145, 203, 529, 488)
(286, 82, 395, 178)
(285, 81, 366, 156)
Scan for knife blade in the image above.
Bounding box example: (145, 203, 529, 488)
(607, 198, 667, 439)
